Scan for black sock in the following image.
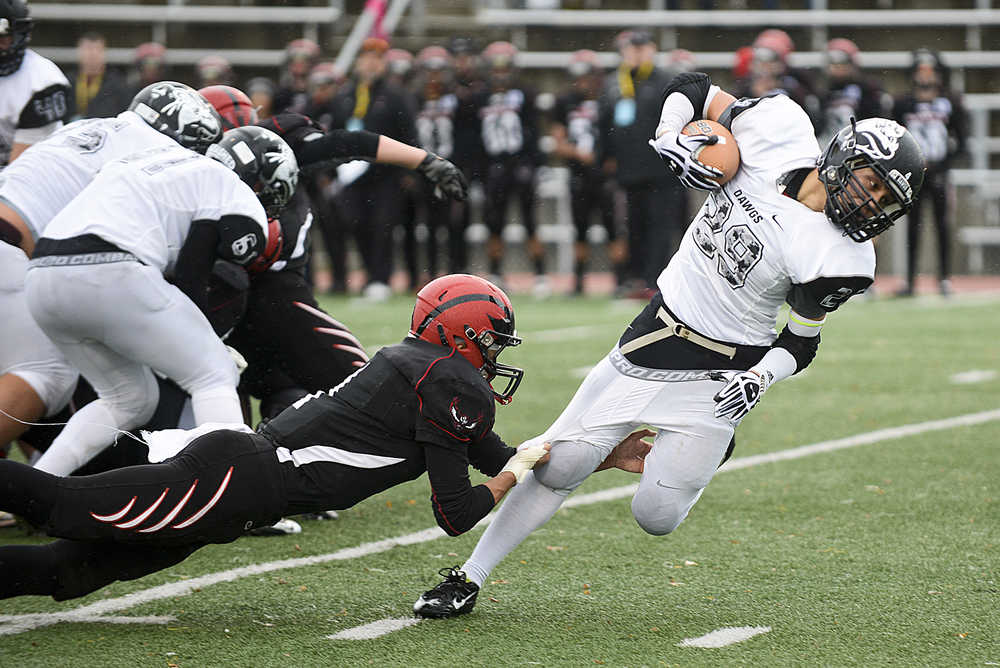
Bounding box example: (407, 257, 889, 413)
(0, 459, 58, 527)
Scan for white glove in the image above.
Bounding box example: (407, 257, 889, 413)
(713, 369, 773, 422)
(226, 345, 248, 375)
(501, 443, 550, 484)
(648, 131, 724, 191)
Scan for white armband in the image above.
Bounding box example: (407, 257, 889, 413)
(655, 92, 695, 139)
(750, 347, 798, 385)
(787, 309, 825, 338)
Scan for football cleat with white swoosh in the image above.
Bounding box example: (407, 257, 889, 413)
(413, 566, 479, 618)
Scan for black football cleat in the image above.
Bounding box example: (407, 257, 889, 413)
(413, 566, 480, 618)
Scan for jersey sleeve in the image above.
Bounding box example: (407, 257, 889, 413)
(720, 94, 820, 176)
(467, 431, 515, 477)
(787, 275, 874, 318)
(214, 213, 269, 267)
(17, 83, 72, 130)
(423, 442, 496, 536)
(413, 358, 496, 450)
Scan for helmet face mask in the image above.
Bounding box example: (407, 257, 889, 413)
(129, 81, 223, 153)
(410, 274, 524, 405)
(818, 118, 925, 242)
(0, 0, 33, 76)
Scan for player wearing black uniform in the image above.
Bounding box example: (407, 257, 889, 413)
(892, 49, 968, 297)
(0, 275, 555, 601)
(200, 85, 467, 419)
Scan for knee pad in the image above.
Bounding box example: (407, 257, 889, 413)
(104, 370, 159, 429)
(630, 485, 700, 536)
(533, 440, 606, 494)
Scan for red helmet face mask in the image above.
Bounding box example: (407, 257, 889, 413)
(198, 85, 258, 130)
(410, 274, 523, 405)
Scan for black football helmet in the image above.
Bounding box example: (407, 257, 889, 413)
(207, 126, 299, 215)
(129, 81, 223, 153)
(0, 0, 32, 76)
(817, 117, 926, 242)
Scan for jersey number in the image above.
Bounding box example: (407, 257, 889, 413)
(692, 191, 763, 289)
(482, 109, 523, 155)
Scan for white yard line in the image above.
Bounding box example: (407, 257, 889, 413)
(949, 369, 997, 384)
(3, 407, 999, 638)
(677, 626, 772, 648)
(326, 617, 421, 640)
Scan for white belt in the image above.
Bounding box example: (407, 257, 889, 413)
(618, 307, 737, 359)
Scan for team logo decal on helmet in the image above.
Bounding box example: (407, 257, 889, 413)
(818, 117, 926, 243)
(410, 274, 524, 405)
(129, 81, 223, 152)
(208, 126, 299, 215)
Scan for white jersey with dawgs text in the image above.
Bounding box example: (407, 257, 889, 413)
(657, 94, 875, 347)
(42, 143, 269, 273)
(0, 110, 176, 240)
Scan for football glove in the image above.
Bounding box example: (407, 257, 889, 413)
(416, 152, 469, 201)
(648, 131, 724, 191)
(713, 369, 773, 422)
(501, 442, 550, 484)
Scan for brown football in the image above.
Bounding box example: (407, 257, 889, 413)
(681, 119, 741, 186)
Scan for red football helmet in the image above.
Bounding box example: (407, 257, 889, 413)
(198, 85, 257, 130)
(247, 217, 283, 273)
(410, 274, 523, 404)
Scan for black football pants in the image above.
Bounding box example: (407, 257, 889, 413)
(0, 429, 285, 600)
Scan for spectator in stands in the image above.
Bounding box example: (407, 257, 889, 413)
(815, 38, 892, 148)
(304, 61, 345, 130)
(327, 36, 417, 300)
(475, 41, 546, 295)
(893, 48, 968, 297)
(385, 48, 416, 93)
(447, 36, 487, 273)
(551, 49, 625, 295)
(737, 29, 819, 126)
(274, 38, 321, 115)
(70, 32, 130, 118)
(246, 76, 276, 121)
(599, 30, 684, 297)
(129, 42, 167, 98)
(408, 45, 468, 283)
(195, 55, 234, 89)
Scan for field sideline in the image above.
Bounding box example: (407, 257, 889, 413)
(0, 291, 996, 666)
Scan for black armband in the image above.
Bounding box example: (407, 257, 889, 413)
(659, 72, 713, 120)
(772, 326, 820, 374)
(295, 129, 381, 168)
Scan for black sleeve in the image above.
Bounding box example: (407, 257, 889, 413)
(467, 431, 515, 477)
(949, 93, 969, 159)
(659, 72, 713, 120)
(294, 129, 381, 167)
(203, 260, 249, 337)
(173, 220, 221, 315)
(215, 214, 267, 267)
(18, 84, 72, 129)
(786, 275, 873, 319)
(772, 326, 820, 374)
(424, 442, 497, 536)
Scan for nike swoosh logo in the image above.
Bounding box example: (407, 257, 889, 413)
(452, 592, 476, 610)
(656, 480, 683, 490)
(771, 214, 783, 229)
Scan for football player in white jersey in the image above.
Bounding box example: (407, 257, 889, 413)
(414, 71, 926, 618)
(22, 126, 295, 476)
(0, 0, 70, 167)
(0, 81, 222, 452)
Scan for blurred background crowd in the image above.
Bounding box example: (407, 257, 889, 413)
(47, 23, 971, 300)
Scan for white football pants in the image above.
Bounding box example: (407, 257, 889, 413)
(462, 349, 736, 586)
(25, 260, 242, 475)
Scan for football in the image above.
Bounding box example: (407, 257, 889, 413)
(682, 119, 741, 186)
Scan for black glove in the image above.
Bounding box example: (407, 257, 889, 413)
(416, 152, 469, 201)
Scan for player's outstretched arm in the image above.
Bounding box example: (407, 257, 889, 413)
(594, 429, 655, 473)
(374, 135, 468, 201)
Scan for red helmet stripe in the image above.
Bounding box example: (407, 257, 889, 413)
(413, 293, 507, 337)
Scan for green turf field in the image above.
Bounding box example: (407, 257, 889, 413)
(1, 291, 997, 667)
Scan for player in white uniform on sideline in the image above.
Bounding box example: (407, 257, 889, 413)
(0, 0, 70, 168)
(414, 72, 926, 617)
(0, 82, 221, 451)
(23, 125, 297, 476)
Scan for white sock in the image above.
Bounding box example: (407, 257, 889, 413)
(190, 386, 243, 425)
(34, 400, 120, 476)
(462, 471, 569, 587)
